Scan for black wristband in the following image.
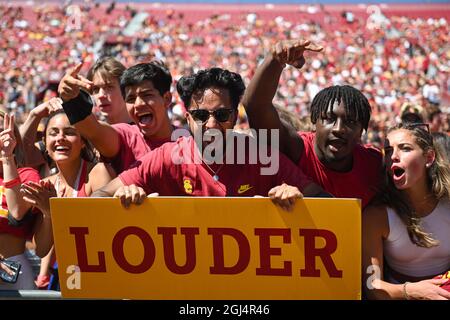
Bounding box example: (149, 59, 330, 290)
(7, 209, 33, 227)
(62, 90, 93, 125)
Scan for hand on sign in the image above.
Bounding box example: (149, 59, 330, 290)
(268, 183, 303, 211)
(114, 184, 147, 208)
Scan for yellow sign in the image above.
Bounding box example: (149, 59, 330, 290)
(50, 197, 361, 300)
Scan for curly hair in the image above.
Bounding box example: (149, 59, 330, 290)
(176, 67, 245, 110)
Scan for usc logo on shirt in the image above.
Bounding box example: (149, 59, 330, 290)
(183, 179, 193, 194)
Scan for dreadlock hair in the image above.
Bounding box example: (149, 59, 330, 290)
(310, 85, 371, 131)
(378, 123, 450, 248)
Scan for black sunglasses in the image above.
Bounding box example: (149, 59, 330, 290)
(188, 108, 234, 123)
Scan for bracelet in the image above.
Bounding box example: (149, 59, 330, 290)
(403, 281, 411, 300)
(3, 176, 22, 189)
(35, 275, 51, 289)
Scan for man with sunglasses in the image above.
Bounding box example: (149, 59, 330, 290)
(58, 61, 175, 174)
(241, 39, 383, 209)
(92, 68, 328, 210)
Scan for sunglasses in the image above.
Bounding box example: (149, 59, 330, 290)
(188, 108, 234, 124)
(399, 122, 430, 133)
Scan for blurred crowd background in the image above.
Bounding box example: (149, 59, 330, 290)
(0, 0, 449, 148)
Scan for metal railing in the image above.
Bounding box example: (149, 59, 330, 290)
(0, 290, 62, 299)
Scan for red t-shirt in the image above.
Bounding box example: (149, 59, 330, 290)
(0, 167, 41, 239)
(298, 132, 382, 208)
(109, 123, 172, 174)
(119, 136, 312, 197)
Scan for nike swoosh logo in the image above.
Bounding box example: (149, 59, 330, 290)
(237, 185, 253, 194)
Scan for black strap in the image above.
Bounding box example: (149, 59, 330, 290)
(61, 90, 93, 125)
(7, 209, 33, 227)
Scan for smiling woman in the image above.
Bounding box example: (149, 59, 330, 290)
(363, 123, 450, 300)
(18, 108, 116, 290)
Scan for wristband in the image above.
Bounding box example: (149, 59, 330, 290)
(62, 90, 93, 125)
(3, 176, 21, 189)
(35, 275, 51, 289)
(7, 209, 33, 227)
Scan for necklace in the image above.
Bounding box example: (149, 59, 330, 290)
(55, 160, 85, 197)
(202, 160, 224, 182)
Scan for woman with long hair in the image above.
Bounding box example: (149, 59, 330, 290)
(363, 122, 450, 300)
(20, 107, 116, 290)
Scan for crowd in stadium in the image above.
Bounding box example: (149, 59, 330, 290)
(0, 1, 449, 300)
(1, 2, 449, 142)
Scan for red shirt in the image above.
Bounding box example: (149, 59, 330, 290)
(119, 136, 312, 196)
(0, 167, 41, 239)
(108, 123, 172, 174)
(298, 132, 382, 208)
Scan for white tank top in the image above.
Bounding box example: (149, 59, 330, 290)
(384, 198, 450, 279)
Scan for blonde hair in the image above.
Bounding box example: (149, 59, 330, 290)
(400, 102, 426, 123)
(382, 123, 450, 247)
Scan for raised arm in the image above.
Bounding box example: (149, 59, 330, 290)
(19, 97, 62, 169)
(58, 62, 121, 158)
(241, 40, 323, 163)
(1, 114, 35, 221)
(241, 49, 286, 130)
